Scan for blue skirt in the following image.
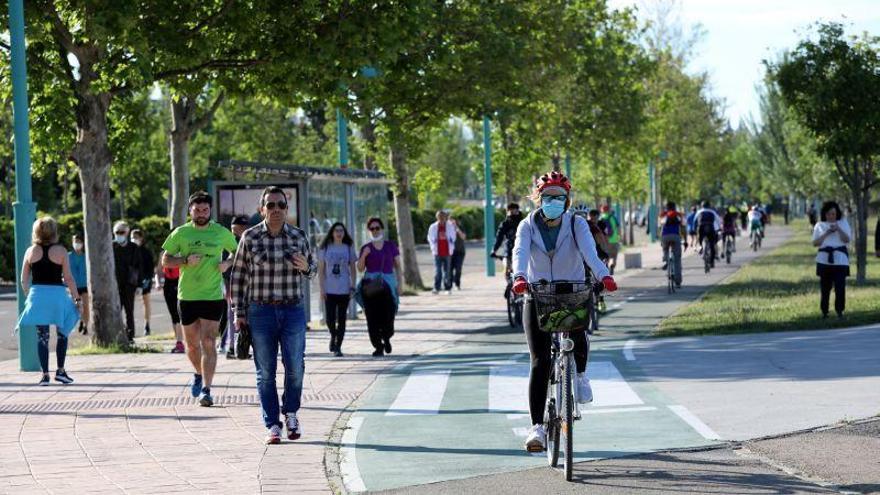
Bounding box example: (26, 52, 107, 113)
(16, 285, 80, 337)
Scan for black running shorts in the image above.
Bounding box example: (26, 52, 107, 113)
(179, 300, 227, 326)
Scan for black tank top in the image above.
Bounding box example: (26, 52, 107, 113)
(31, 244, 64, 286)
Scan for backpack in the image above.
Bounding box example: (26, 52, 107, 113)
(698, 210, 715, 226)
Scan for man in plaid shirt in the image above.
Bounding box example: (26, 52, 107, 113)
(231, 186, 316, 445)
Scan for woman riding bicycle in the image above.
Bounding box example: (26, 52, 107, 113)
(511, 171, 618, 452)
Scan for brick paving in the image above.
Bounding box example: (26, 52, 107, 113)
(0, 241, 662, 494)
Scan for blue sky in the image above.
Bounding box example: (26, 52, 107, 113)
(609, 0, 880, 126)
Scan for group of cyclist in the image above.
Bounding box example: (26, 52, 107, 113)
(489, 169, 776, 455)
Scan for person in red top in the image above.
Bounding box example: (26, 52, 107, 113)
(160, 261, 185, 353)
(427, 210, 456, 295)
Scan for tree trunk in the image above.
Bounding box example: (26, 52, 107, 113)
(551, 149, 561, 172)
(170, 98, 193, 229)
(853, 183, 868, 284)
(73, 92, 127, 347)
(389, 137, 424, 289)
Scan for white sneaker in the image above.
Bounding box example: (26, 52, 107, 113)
(444, 290, 452, 295)
(524, 424, 546, 452)
(432, 289, 439, 295)
(284, 413, 302, 440)
(577, 373, 593, 403)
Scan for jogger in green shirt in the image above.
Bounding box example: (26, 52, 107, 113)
(161, 191, 239, 407)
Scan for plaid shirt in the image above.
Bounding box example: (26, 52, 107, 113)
(230, 221, 316, 319)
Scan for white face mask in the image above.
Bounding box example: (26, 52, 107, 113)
(115, 235, 128, 244)
(370, 233, 384, 242)
(132, 239, 142, 246)
(73, 242, 84, 251)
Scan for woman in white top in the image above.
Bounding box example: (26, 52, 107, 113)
(811, 201, 851, 319)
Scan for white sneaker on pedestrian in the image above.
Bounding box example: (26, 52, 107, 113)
(285, 413, 302, 440)
(577, 373, 593, 403)
(524, 424, 546, 452)
(432, 289, 439, 295)
(444, 290, 452, 295)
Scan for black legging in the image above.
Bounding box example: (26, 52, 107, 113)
(818, 264, 847, 316)
(325, 294, 351, 349)
(118, 283, 136, 339)
(37, 325, 67, 373)
(523, 299, 588, 425)
(363, 288, 395, 351)
(163, 277, 181, 324)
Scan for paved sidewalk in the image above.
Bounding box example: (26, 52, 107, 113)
(0, 238, 688, 494)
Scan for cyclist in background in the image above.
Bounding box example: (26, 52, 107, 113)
(685, 205, 698, 248)
(722, 206, 739, 253)
(695, 201, 722, 268)
(660, 202, 688, 287)
(511, 171, 617, 452)
(492, 203, 524, 274)
(599, 205, 622, 275)
(749, 204, 765, 241)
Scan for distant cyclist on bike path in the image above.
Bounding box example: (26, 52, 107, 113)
(748, 203, 766, 240)
(659, 202, 688, 287)
(492, 203, 524, 272)
(722, 206, 740, 253)
(510, 171, 618, 453)
(599, 205, 621, 275)
(695, 201, 722, 268)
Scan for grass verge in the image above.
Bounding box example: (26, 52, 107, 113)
(70, 343, 163, 355)
(144, 332, 176, 341)
(658, 219, 880, 337)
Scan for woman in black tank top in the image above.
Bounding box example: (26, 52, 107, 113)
(18, 217, 81, 386)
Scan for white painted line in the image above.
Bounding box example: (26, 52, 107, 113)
(583, 406, 656, 415)
(587, 361, 643, 407)
(341, 416, 366, 493)
(668, 405, 721, 440)
(489, 364, 530, 413)
(626, 296, 635, 301)
(623, 339, 636, 361)
(507, 413, 530, 420)
(611, 303, 623, 309)
(386, 369, 451, 415)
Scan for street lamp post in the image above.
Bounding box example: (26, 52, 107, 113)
(8, 0, 39, 371)
(483, 116, 495, 277)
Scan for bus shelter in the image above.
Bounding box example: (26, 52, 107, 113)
(210, 160, 391, 321)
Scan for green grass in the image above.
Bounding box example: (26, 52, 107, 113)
(69, 343, 163, 355)
(144, 332, 176, 341)
(658, 219, 880, 337)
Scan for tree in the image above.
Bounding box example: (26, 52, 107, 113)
(7, 0, 334, 346)
(773, 22, 880, 282)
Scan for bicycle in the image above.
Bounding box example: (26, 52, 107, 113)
(750, 228, 762, 251)
(701, 239, 713, 274)
(492, 254, 523, 328)
(528, 280, 600, 481)
(724, 235, 734, 264)
(667, 253, 676, 293)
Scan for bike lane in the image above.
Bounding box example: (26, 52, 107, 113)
(339, 230, 791, 492)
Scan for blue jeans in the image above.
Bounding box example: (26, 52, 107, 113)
(434, 255, 452, 291)
(248, 303, 306, 429)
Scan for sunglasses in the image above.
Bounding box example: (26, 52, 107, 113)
(265, 201, 288, 210)
(542, 194, 567, 202)
(115, 231, 127, 235)
(369, 226, 382, 232)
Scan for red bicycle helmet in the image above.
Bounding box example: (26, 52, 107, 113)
(536, 171, 571, 193)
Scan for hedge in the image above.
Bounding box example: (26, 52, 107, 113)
(0, 214, 172, 283)
(387, 206, 505, 244)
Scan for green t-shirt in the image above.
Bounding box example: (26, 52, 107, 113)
(161, 221, 238, 301)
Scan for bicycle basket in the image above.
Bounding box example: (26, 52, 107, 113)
(529, 281, 592, 333)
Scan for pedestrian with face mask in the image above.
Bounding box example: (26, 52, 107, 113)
(130, 229, 155, 336)
(113, 221, 142, 343)
(355, 217, 402, 357)
(68, 234, 89, 335)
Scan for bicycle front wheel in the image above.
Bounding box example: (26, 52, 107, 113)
(507, 292, 516, 327)
(545, 378, 560, 467)
(562, 354, 574, 481)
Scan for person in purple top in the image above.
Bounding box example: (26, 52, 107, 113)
(355, 217, 402, 357)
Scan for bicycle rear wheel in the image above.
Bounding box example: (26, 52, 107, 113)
(726, 240, 732, 264)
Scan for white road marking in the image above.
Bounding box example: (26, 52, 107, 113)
(626, 296, 635, 301)
(668, 405, 721, 440)
(584, 406, 656, 414)
(623, 339, 636, 361)
(489, 364, 530, 413)
(611, 303, 624, 309)
(386, 369, 451, 416)
(341, 416, 366, 493)
(492, 361, 642, 414)
(588, 361, 644, 407)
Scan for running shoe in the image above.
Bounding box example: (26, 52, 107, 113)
(372, 349, 384, 357)
(266, 425, 282, 445)
(576, 373, 593, 403)
(198, 388, 213, 407)
(38, 374, 50, 386)
(225, 350, 236, 360)
(524, 424, 546, 452)
(55, 370, 74, 385)
(383, 340, 392, 354)
(284, 413, 302, 440)
(334, 349, 344, 358)
(144, 323, 151, 336)
(171, 341, 185, 354)
(190, 374, 203, 397)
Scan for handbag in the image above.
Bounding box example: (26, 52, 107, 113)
(360, 244, 389, 299)
(236, 322, 252, 360)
